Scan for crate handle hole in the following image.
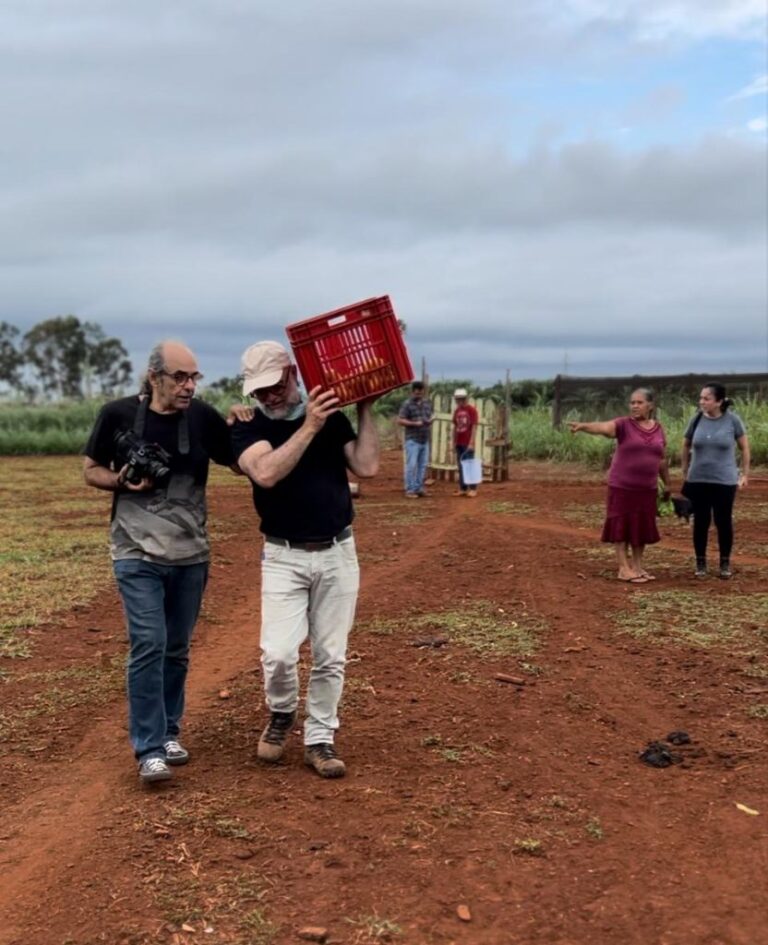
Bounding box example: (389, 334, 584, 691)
(327, 315, 348, 327)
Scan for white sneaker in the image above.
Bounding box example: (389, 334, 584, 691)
(139, 756, 172, 783)
(163, 740, 190, 766)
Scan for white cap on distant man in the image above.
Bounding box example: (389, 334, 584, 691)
(454, 388, 468, 398)
(241, 342, 292, 396)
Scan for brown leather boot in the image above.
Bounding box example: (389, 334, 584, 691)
(257, 711, 296, 762)
(304, 743, 346, 778)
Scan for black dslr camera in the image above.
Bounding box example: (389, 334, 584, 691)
(113, 430, 172, 486)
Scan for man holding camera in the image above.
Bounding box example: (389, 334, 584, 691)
(84, 340, 236, 784)
(231, 341, 380, 779)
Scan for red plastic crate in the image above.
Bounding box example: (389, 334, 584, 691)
(285, 295, 414, 406)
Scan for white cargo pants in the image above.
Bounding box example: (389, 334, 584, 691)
(260, 536, 360, 746)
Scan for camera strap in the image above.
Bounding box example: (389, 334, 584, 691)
(132, 396, 190, 455)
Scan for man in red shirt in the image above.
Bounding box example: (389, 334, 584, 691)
(452, 388, 479, 497)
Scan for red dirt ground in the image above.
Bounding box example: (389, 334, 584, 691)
(1, 452, 767, 945)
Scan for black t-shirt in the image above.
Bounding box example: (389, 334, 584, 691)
(230, 410, 356, 542)
(85, 396, 235, 563)
(86, 395, 234, 484)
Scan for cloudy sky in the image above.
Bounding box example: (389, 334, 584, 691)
(1, 1, 766, 386)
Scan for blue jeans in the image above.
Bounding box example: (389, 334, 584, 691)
(404, 438, 429, 494)
(113, 559, 209, 760)
(456, 444, 475, 491)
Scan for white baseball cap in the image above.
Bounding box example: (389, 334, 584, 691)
(454, 388, 468, 398)
(240, 342, 292, 396)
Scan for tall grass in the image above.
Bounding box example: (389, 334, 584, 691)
(1, 396, 765, 465)
(0, 401, 106, 455)
(511, 400, 767, 468)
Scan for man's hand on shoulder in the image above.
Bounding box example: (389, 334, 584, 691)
(226, 403, 255, 426)
(304, 386, 340, 434)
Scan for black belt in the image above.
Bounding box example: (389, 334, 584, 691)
(264, 526, 353, 552)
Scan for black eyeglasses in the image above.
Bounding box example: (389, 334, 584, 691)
(161, 370, 204, 386)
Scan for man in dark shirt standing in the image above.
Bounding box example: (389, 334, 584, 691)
(397, 381, 433, 497)
(231, 341, 380, 778)
(84, 340, 236, 784)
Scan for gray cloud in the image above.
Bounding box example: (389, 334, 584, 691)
(0, 1, 765, 385)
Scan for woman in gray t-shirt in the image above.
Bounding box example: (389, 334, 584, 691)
(681, 382, 750, 580)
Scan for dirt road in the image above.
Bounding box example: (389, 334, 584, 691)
(1, 453, 766, 945)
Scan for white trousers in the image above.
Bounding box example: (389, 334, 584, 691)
(260, 536, 360, 745)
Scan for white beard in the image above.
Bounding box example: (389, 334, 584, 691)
(259, 394, 307, 422)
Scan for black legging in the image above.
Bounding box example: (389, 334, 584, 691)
(684, 481, 738, 559)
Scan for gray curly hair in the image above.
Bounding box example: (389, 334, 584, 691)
(139, 342, 168, 396)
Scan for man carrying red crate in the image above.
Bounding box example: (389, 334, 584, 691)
(396, 381, 433, 497)
(230, 341, 380, 778)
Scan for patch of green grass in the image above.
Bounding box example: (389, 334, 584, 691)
(0, 658, 124, 745)
(486, 500, 536, 515)
(440, 747, 462, 763)
(561, 503, 604, 528)
(585, 816, 604, 840)
(212, 817, 252, 840)
(382, 509, 430, 526)
(421, 734, 442, 747)
(0, 457, 246, 661)
(347, 914, 402, 942)
(361, 600, 545, 656)
(207, 464, 251, 490)
(355, 500, 430, 526)
(0, 620, 33, 659)
(0, 458, 113, 657)
(547, 795, 569, 810)
(613, 591, 768, 649)
(735, 502, 768, 524)
(448, 670, 474, 683)
(520, 662, 544, 676)
(240, 909, 276, 943)
(513, 838, 544, 856)
(740, 541, 768, 559)
(743, 662, 768, 678)
(429, 803, 472, 827)
(747, 704, 768, 720)
(146, 855, 272, 940)
(154, 877, 204, 927)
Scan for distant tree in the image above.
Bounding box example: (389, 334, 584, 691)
(478, 379, 554, 408)
(371, 386, 409, 418)
(22, 315, 132, 399)
(23, 315, 85, 398)
(82, 322, 132, 396)
(427, 379, 478, 398)
(0, 321, 24, 391)
(206, 375, 243, 398)
(199, 376, 244, 414)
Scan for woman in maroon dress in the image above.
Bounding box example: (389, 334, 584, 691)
(568, 388, 671, 583)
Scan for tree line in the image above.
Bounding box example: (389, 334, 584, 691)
(0, 314, 558, 409)
(0, 316, 131, 400)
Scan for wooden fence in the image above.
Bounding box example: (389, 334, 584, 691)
(427, 393, 510, 482)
